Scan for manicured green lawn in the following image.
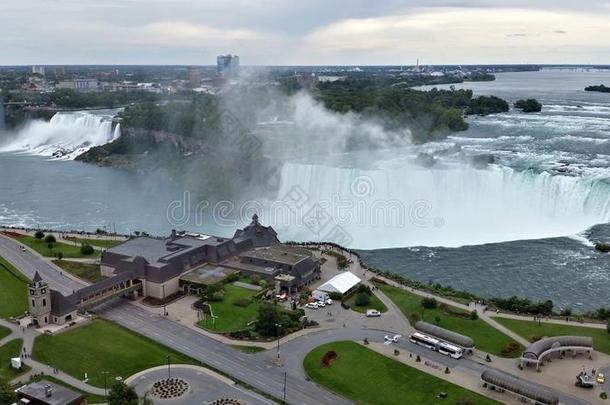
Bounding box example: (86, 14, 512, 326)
(229, 345, 267, 353)
(379, 284, 523, 357)
(0, 339, 30, 380)
(0, 256, 29, 318)
(74, 238, 123, 249)
(32, 319, 198, 387)
(493, 317, 610, 355)
(15, 234, 99, 258)
(346, 292, 388, 314)
(197, 284, 260, 333)
(304, 341, 499, 405)
(0, 326, 10, 340)
(52, 260, 106, 283)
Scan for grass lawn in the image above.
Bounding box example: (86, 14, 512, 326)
(0, 339, 30, 380)
(346, 292, 388, 314)
(229, 344, 267, 354)
(197, 284, 260, 333)
(15, 234, 99, 258)
(0, 256, 29, 318)
(304, 341, 500, 405)
(379, 284, 523, 357)
(32, 319, 198, 387)
(493, 317, 610, 355)
(0, 326, 10, 340)
(73, 238, 123, 249)
(52, 259, 106, 283)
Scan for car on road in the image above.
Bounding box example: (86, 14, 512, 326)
(597, 373, 605, 384)
(20, 245, 26, 252)
(366, 309, 381, 317)
(325, 298, 333, 305)
(340, 302, 350, 309)
(305, 303, 318, 309)
(384, 334, 401, 343)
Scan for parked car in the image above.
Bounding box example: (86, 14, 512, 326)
(366, 309, 381, 317)
(597, 373, 605, 384)
(305, 302, 318, 309)
(384, 334, 402, 343)
(325, 298, 333, 305)
(341, 302, 350, 309)
(317, 301, 326, 308)
(20, 245, 26, 252)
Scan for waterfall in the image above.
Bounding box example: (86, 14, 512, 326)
(0, 109, 121, 159)
(0, 99, 5, 131)
(267, 162, 610, 249)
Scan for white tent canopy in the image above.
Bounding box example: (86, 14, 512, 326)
(317, 271, 361, 294)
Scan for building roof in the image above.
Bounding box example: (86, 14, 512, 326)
(18, 379, 84, 405)
(414, 321, 475, 349)
(481, 369, 559, 405)
(33, 271, 42, 282)
(522, 336, 593, 361)
(233, 214, 278, 247)
(317, 271, 361, 294)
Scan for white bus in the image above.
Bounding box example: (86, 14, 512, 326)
(409, 332, 439, 350)
(409, 332, 464, 359)
(437, 341, 463, 359)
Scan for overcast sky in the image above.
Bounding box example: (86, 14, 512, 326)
(2, 0, 610, 65)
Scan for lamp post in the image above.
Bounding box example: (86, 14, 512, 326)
(101, 371, 109, 398)
(162, 284, 167, 316)
(283, 371, 287, 403)
(166, 355, 171, 381)
(275, 323, 282, 363)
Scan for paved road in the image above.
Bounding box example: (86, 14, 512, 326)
(0, 234, 84, 295)
(97, 299, 359, 405)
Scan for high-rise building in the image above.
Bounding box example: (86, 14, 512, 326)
(216, 54, 240, 76)
(188, 66, 201, 88)
(32, 66, 45, 76)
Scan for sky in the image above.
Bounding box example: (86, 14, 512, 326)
(2, 0, 610, 65)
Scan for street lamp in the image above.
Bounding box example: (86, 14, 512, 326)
(166, 355, 171, 381)
(275, 323, 282, 362)
(101, 371, 109, 397)
(162, 284, 168, 316)
(283, 371, 287, 403)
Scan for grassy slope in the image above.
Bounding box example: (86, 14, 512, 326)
(52, 259, 106, 283)
(493, 317, 610, 355)
(0, 339, 30, 380)
(16, 234, 99, 258)
(0, 256, 29, 318)
(0, 325, 10, 341)
(346, 292, 388, 314)
(304, 341, 499, 405)
(32, 319, 198, 387)
(197, 284, 260, 333)
(379, 284, 523, 357)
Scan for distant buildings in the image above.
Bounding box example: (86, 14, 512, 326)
(188, 66, 201, 88)
(57, 78, 99, 92)
(31, 65, 45, 76)
(217, 54, 240, 76)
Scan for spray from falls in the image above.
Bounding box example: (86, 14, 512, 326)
(0, 110, 121, 159)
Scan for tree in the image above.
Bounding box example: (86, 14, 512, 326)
(256, 303, 288, 337)
(607, 320, 610, 335)
(0, 378, 17, 405)
(470, 310, 478, 320)
(107, 381, 139, 405)
(44, 234, 56, 244)
(57, 251, 63, 260)
(80, 243, 94, 255)
(421, 297, 438, 309)
(34, 230, 45, 239)
(355, 292, 370, 307)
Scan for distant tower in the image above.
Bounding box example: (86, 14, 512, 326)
(416, 58, 420, 73)
(28, 272, 51, 326)
(188, 66, 201, 88)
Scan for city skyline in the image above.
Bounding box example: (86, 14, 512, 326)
(2, 0, 610, 65)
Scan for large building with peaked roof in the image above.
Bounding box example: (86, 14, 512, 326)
(30, 215, 321, 325)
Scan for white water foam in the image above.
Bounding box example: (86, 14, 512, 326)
(0, 110, 121, 160)
(268, 162, 610, 249)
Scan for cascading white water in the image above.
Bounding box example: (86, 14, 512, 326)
(269, 162, 610, 249)
(0, 110, 121, 159)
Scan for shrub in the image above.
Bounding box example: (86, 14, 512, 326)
(57, 252, 63, 260)
(209, 291, 225, 302)
(600, 392, 607, 400)
(394, 349, 400, 356)
(80, 243, 94, 255)
(416, 355, 421, 362)
(445, 367, 450, 374)
(470, 310, 478, 320)
(501, 341, 521, 355)
(321, 351, 338, 367)
(44, 234, 56, 244)
(34, 230, 45, 239)
(363, 338, 369, 345)
(329, 292, 343, 300)
(421, 297, 438, 309)
(409, 313, 420, 324)
(434, 316, 441, 324)
(560, 308, 572, 317)
(234, 298, 251, 307)
(259, 279, 268, 288)
(357, 284, 372, 294)
(229, 329, 252, 339)
(514, 98, 542, 113)
(250, 275, 261, 285)
(226, 272, 240, 283)
(355, 292, 371, 307)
